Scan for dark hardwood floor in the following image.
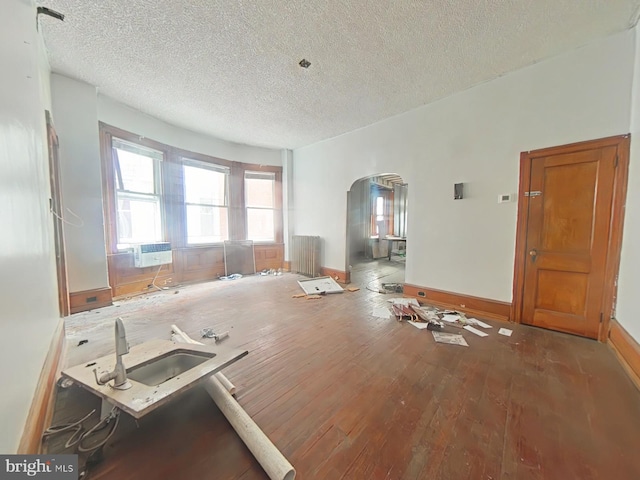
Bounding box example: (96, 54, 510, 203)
(46, 267, 640, 479)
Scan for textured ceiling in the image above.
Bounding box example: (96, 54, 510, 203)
(39, 1, 640, 149)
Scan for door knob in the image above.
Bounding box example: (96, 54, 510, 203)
(529, 249, 538, 262)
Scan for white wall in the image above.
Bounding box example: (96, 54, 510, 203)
(51, 74, 109, 292)
(293, 30, 635, 303)
(0, 0, 60, 452)
(98, 96, 282, 166)
(616, 26, 640, 342)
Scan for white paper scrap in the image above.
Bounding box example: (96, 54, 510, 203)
(467, 318, 493, 329)
(498, 328, 513, 337)
(388, 298, 420, 307)
(373, 306, 391, 319)
(432, 331, 469, 347)
(408, 321, 430, 330)
(442, 314, 461, 323)
(464, 325, 489, 337)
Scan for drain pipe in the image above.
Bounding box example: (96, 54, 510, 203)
(171, 325, 296, 480)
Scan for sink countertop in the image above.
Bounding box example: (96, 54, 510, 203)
(61, 338, 248, 419)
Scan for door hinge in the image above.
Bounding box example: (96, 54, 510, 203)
(524, 191, 542, 197)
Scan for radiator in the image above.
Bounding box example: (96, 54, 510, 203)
(291, 235, 320, 277)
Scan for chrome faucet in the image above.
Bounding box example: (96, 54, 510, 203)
(93, 317, 132, 390)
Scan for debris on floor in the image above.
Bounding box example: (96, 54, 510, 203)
(381, 283, 404, 293)
(306, 294, 323, 300)
(498, 327, 513, 337)
(432, 331, 469, 347)
(259, 268, 283, 276)
(463, 325, 489, 337)
(77, 339, 88, 346)
(391, 303, 419, 321)
(347, 286, 360, 292)
(468, 318, 493, 329)
(297, 276, 344, 295)
(219, 273, 243, 281)
(201, 328, 229, 342)
(385, 297, 504, 343)
(292, 293, 307, 298)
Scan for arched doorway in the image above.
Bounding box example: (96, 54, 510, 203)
(346, 174, 407, 292)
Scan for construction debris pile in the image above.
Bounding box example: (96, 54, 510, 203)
(385, 298, 512, 346)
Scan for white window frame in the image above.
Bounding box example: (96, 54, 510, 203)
(244, 170, 276, 242)
(183, 159, 230, 244)
(112, 138, 164, 249)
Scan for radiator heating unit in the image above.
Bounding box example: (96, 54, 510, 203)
(291, 235, 320, 277)
(133, 242, 172, 268)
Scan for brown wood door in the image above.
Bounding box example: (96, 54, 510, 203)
(520, 141, 619, 339)
(46, 111, 70, 317)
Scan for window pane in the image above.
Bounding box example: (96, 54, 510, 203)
(245, 173, 274, 208)
(186, 205, 229, 244)
(184, 165, 227, 205)
(247, 208, 274, 241)
(117, 194, 162, 247)
(376, 196, 384, 215)
(115, 148, 157, 194)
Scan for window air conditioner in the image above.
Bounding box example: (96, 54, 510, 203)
(133, 242, 172, 268)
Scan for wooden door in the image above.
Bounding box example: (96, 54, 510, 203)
(515, 136, 629, 339)
(46, 111, 70, 317)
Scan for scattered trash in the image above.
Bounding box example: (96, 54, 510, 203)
(77, 339, 88, 346)
(201, 328, 229, 342)
(298, 276, 344, 295)
(432, 331, 469, 347)
(391, 303, 418, 321)
(498, 328, 513, 337)
(442, 314, 461, 323)
(292, 293, 307, 298)
(382, 283, 404, 293)
(409, 320, 445, 330)
(347, 287, 360, 292)
(463, 325, 489, 337)
(388, 298, 420, 307)
(306, 294, 323, 300)
(85, 362, 96, 367)
(467, 318, 493, 329)
(408, 320, 430, 330)
(220, 273, 243, 281)
(259, 268, 283, 276)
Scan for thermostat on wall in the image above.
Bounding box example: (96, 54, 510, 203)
(498, 194, 513, 203)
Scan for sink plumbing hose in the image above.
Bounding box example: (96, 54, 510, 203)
(42, 406, 121, 453)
